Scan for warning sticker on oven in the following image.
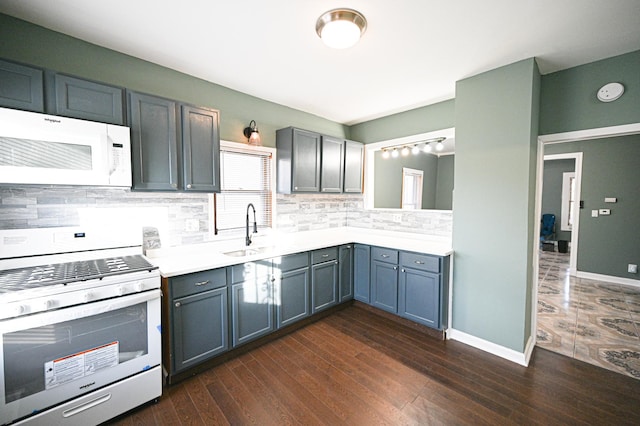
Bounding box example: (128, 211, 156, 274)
(44, 341, 119, 390)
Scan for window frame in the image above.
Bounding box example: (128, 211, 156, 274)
(208, 140, 276, 238)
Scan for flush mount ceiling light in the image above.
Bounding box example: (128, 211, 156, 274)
(316, 8, 367, 49)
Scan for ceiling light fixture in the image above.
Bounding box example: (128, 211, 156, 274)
(316, 8, 367, 49)
(435, 140, 444, 152)
(243, 120, 261, 145)
(423, 143, 433, 153)
(391, 148, 399, 158)
(381, 149, 390, 159)
(411, 145, 420, 155)
(401, 146, 410, 156)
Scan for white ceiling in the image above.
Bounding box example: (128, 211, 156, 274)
(1, 0, 639, 125)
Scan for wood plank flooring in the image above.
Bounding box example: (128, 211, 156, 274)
(108, 305, 640, 425)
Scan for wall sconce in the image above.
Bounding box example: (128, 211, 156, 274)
(243, 120, 261, 145)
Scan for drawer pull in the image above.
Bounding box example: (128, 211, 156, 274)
(195, 280, 210, 286)
(175, 302, 181, 307)
(345, 245, 351, 249)
(415, 261, 425, 265)
(381, 254, 390, 258)
(393, 266, 398, 270)
(402, 268, 406, 272)
(322, 254, 329, 258)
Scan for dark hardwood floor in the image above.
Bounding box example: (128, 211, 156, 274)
(109, 305, 640, 425)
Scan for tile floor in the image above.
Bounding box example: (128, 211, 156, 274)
(536, 250, 640, 379)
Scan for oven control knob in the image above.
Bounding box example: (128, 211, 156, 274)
(43, 300, 54, 310)
(84, 292, 93, 302)
(134, 281, 143, 292)
(116, 285, 125, 296)
(12, 304, 26, 316)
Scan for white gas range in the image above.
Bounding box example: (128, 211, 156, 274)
(0, 227, 162, 426)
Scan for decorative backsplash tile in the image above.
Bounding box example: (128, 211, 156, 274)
(0, 187, 452, 248)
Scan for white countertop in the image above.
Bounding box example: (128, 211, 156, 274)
(146, 227, 453, 278)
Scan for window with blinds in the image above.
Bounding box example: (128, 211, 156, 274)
(215, 146, 273, 233)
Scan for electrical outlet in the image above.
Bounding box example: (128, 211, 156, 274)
(629, 264, 638, 274)
(591, 210, 599, 217)
(392, 213, 402, 223)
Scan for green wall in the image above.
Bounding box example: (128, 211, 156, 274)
(453, 58, 540, 352)
(350, 99, 455, 144)
(540, 50, 640, 135)
(542, 159, 575, 242)
(546, 136, 640, 279)
(0, 13, 348, 147)
(435, 155, 454, 210)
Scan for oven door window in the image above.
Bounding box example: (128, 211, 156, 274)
(0, 288, 160, 426)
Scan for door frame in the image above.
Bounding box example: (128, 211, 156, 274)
(530, 122, 640, 352)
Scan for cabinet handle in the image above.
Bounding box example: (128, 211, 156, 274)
(381, 254, 390, 258)
(195, 280, 210, 286)
(393, 266, 398, 271)
(186, 184, 192, 189)
(345, 245, 351, 249)
(415, 261, 425, 265)
(294, 187, 298, 190)
(334, 261, 339, 265)
(322, 254, 329, 258)
(402, 268, 406, 272)
(175, 302, 181, 307)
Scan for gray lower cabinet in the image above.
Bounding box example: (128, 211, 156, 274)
(343, 140, 364, 193)
(311, 247, 339, 313)
(230, 260, 274, 347)
(320, 135, 344, 193)
(338, 244, 354, 302)
(354, 244, 371, 302)
(0, 58, 44, 112)
(167, 268, 228, 375)
(45, 72, 125, 125)
(370, 247, 399, 313)
(275, 252, 310, 328)
(399, 251, 445, 329)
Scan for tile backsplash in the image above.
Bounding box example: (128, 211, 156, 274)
(0, 187, 452, 247)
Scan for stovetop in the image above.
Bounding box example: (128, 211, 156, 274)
(0, 255, 157, 294)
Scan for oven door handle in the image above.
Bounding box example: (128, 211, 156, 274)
(62, 393, 112, 418)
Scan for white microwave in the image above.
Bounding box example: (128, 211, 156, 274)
(0, 107, 132, 187)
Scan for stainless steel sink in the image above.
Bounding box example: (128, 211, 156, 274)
(223, 246, 272, 257)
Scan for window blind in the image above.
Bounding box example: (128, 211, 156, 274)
(215, 149, 272, 232)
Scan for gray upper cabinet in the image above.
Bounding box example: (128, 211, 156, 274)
(320, 135, 344, 193)
(128, 91, 180, 191)
(128, 91, 221, 192)
(0, 59, 44, 112)
(276, 127, 321, 193)
(45, 73, 125, 125)
(343, 140, 364, 193)
(182, 105, 220, 192)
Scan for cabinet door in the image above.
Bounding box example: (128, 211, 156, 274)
(182, 105, 220, 192)
(399, 267, 440, 329)
(354, 244, 371, 303)
(128, 91, 179, 191)
(292, 128, 321, 192)
(276, 267, 310, 328)
(371, 260, 398, 313)
(231, 276, 274, 347)
(320, 135, 344, 193)
(0, 59, 44, 112)
(172, 287, 228, 372)
(311, 260, 338, 313)
(339, 245, 354, 302)
(48, 73, 124, 124)
(343, 140, 364, 193)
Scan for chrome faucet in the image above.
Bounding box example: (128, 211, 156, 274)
(246, 203, 257, 246)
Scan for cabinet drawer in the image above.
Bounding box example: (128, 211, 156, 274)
(230, 260, 272, 284)
(371, 247, 398, 264)
(400, 252, 440, 273)
(276, 252, 309, 273)
(171, 268, 227, 299)
(311, 247, 338, 264)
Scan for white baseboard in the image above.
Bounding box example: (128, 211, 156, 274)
(448, 328, 532, 367)
(577, 271, 640, 288)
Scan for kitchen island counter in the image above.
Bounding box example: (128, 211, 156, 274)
(146, 227, 452, 277)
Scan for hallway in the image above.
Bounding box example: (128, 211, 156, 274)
(536, 251, 640, 379)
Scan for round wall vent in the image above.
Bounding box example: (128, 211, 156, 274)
(597, 82, 624, 102)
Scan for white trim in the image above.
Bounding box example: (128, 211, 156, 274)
(560, 172, 575, 232)
(576, 271, 640, 288)
(543, 152, 583, 276)
(448, 329, 532, 367)
(539, 122, 640, 144)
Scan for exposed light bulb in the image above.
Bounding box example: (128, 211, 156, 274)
(435, 141, 444, 152)
(423, 143, 433, 153)
(381, 149, 390, 159)
(411, 145, 420, 155)
(401, 146, 410, 156)
(391, 148, 399, 158)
